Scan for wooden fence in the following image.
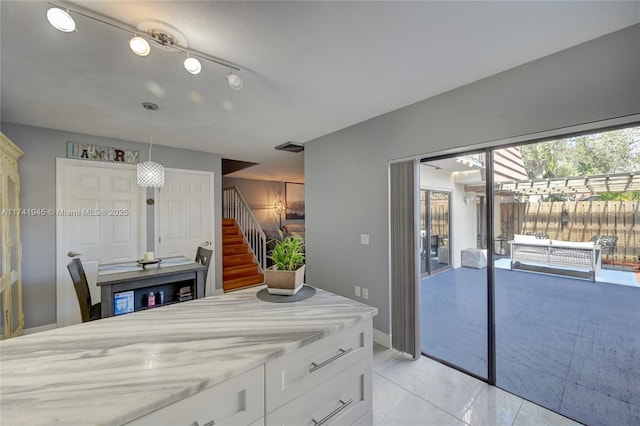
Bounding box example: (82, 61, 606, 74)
(499, 201, 640, 262)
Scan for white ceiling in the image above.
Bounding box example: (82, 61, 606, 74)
(1, 1, 639, 182)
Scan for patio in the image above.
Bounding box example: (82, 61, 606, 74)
(421, 264, 640, 426)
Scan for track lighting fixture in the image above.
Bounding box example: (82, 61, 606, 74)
(46, 1, 243, 90)
(226, 71, 244, 91)
(47, 7, 75, 32)
(129, 35, 151, 57)
(184, 55, 202, 75)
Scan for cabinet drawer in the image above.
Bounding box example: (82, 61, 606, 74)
(266, 357, 372, 426)
(265, 318, 372, 412)
(126, 365, 264, 426)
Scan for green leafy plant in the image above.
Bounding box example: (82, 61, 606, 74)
(267, 229, 305, 271)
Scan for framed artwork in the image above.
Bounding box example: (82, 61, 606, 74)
(285, 182, 305, 219)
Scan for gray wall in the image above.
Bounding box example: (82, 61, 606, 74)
(222, 177, 305, 233)
(305, 25, 640, 334)
(0, 122, 223, 329)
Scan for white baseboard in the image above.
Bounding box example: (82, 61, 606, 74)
(373, 328, 391, 348)
(23, 323, 57, 335)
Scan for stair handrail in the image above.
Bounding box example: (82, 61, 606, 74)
(223, 186, 267, 271)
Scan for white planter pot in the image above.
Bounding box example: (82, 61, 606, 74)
(265, 264, 306, 295)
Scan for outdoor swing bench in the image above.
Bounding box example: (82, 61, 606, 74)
(508, 234, 601, 282)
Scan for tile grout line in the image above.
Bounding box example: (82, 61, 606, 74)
(375, 359, 481, 425)
(509, 399, 525, 426)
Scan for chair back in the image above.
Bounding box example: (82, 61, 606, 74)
(67, 258, 93, 323)
(195, 246, 214, 289)
(592, 235, 618, 255)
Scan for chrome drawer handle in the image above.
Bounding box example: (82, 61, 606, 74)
(312, 399, 353, 426)
(309, 348, 353, 373)
(192, 420, 215, 426)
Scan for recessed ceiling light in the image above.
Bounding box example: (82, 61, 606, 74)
(47, 8, 76, 32)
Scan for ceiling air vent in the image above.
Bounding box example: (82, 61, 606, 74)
(275, 141, 304, 153)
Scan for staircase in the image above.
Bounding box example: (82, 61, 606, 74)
(222, 218, 265, 291)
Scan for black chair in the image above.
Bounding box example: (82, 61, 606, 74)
(67, 258, 101, 322)
(592, 235, 618, 266)
(195, 246, 213, 289)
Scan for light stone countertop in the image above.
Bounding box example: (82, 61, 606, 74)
(0, 286, 377, 426)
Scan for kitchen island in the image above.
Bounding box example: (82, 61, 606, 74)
(0, 286, 377, 426)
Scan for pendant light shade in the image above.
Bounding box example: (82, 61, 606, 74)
(137, 161, 165, 187)
(137, 102, 165, 188)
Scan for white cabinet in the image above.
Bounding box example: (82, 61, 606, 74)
(126, 365, 264, 426)
(266, 318, 373, 425)
(126, 318, 373, 426)
(0, 132, 24, 339)
(266, 357, 371, 426)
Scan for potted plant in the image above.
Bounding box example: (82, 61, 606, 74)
(265, 230, 305, 295)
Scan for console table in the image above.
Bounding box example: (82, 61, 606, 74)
(97, 257, 205, 318)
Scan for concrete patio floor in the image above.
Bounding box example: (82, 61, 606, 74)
(421, 265, 640, 426)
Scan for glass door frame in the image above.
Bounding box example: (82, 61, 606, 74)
(420, 188, 452, 278)
(419, 150, 495, 384)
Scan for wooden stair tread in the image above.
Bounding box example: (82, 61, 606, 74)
(222, 218, 236, 226)
(223, 253, 254, 266)
(224, 264, 259, 279)
(223, 274, 265, 291)
(222, 227, 240, 236)
(223, 244, 249, 255)
(223, 235, 244, 245)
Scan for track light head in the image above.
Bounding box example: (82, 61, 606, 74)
(184, 56, 202, 75)
(226, 72, 243, 90)
(129, 36, 151, 56)
(47, 8, 76, 32)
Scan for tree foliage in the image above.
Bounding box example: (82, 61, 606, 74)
(520, 127, 639, 179)
(518, 126, 640, 201)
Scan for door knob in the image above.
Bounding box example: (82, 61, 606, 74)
(200, 241, 211, 246)
(67, 251, 82, 258)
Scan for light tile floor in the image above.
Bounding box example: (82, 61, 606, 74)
(373, 344, 582, 426)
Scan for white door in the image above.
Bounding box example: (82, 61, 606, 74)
(155, 168, 214, 294)
(56, 158, 145, 327)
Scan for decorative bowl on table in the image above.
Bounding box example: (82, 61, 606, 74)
(137, 259, 162, 269)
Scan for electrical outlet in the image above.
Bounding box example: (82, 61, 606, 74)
(362, 288, 369, 299)
(355, 286, 361, 297)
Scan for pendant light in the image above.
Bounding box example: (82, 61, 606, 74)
(137, 102, 165, 188)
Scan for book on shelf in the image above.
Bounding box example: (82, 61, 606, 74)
(177, 286, 192, 301)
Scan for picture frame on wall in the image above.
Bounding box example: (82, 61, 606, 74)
(285, 182, 305, 219)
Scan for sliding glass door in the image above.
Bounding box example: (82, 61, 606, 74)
(420, 189, 451, 276)
(420, 156, 488, 379)
(418, 125, 640, 425)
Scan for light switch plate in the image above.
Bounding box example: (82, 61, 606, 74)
(360, 233, 370, 245)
